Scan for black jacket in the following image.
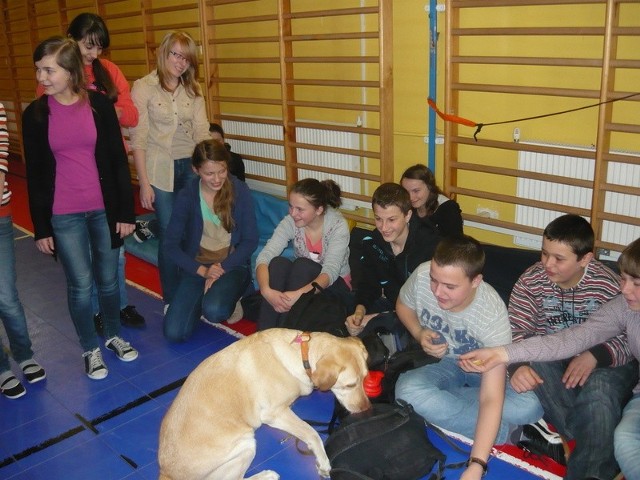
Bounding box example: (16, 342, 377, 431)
(355, 220, 441, 311)
(410, 198, 463, 238)
(22, 91, 135, 248)
(224, 142, 246, 182)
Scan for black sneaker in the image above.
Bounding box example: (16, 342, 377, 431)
(120, 305, 146, 328)
(19, 359, 46, 383)
(83, 348, 108, 380)
(105, 336, 139, 362)
(0, 374, 26, 399)
(133, 220, 154, 243)
(518, 420, 568, 465)
(94, 312, 104, 337)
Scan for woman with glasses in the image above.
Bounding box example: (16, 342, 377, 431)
(130, 31, 211, 308)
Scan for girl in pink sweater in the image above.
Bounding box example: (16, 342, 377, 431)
(36, 13, 145, 331)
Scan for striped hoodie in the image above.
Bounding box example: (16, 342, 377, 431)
(0, 103, 11, 218)
(509, 260, 632, 367)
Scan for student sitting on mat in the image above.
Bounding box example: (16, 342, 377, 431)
(395, 235, 543, 480)
(345, 182, 440, 348)
(255, 178, 351, 330)
(162, 140, 257, 342)
(460, 236, 640, 480)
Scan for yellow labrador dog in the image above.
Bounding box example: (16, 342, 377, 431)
(158, 328, 371, 480)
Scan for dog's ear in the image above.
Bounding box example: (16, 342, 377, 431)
(311, 356, 341, 391)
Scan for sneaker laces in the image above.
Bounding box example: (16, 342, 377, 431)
(107, 336, 131, 352)
(84, 348, 105, 370)
(135, 222, 153, 236)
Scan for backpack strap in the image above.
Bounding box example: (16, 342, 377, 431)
(329, 467, 373, 479)
(425, 420, 472, 456)
(424, 420, 475, 477)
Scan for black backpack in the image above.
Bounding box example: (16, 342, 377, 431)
(280, 283, 349, 337)
(324, 401, 446, 480)
(361, 330, 440, 403)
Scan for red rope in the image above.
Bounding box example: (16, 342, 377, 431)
(427, 98, 477, 128)
(428, 93, 639, 141)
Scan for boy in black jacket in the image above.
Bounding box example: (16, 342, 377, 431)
(346, 183, 440, 344)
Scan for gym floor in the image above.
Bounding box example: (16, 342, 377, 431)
(0, 169, 559, 479)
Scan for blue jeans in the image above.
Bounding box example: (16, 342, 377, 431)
(163, 265, 251, 342)
(396, 356, 543, 444)
(51, 211, 121, 352)
(0, 216, 34, 373)
(152, 157, 197, 303)
(615, 393, 640, 480)
(90, 245, 127, 312)
(532, 359, 638, 480)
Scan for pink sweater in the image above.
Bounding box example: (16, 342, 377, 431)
(48, 97, 104, 215)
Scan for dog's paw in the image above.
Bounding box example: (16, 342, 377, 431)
(316, 461, 331, 478)
(246, 470, 280, 480)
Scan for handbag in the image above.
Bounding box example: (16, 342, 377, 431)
(325, 400, 446, 480)
(280, 282, 349, 337)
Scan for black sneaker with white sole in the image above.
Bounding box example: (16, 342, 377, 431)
(0, 373, 26, 399)
(105, 336, 139, 362)
(133, 220, 154, 243)
(519, 419, 568, 465)
(83, 348, 108, 380)
(20, 359, 46, 383)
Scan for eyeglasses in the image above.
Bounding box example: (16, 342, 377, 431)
(169, 50, 190, 64)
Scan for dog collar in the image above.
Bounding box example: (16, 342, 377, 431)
(292, 332, 313, 378)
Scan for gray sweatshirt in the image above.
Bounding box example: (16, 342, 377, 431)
(255, 207, 350, 285)
(505, 295, 640, 394)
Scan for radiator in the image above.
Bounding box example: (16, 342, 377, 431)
(221, 120, 364, 209)
(221, 120, 285, 197)
(515, 144, 640, 252)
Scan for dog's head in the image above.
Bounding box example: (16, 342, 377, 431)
(310, 335, 371, 414)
